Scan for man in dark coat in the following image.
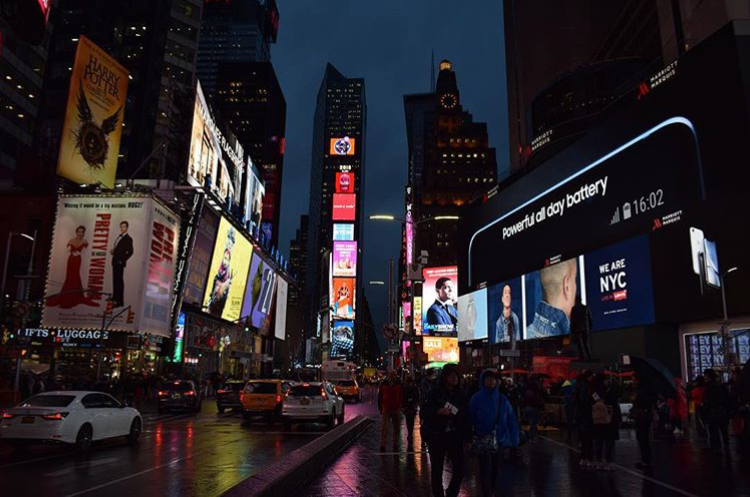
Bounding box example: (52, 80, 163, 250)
(110, 221, 134, 308)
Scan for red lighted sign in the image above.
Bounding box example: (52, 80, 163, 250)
(332, 193, 356, 221)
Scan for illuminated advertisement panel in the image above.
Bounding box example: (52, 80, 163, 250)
(332, 193, 356, 221)
(274, 278, 288, 340)
(244, 158, 265, 228)
(422, 266, 458, 336)
(523, 257, 584, 339)
(331, 320, 354, 358)
(173, 312, 186, 362)
(331, 278, 355, 320)
(335, 172, 355, 193)
(182, 207, 220, 305)
(202, 218, 253, 323)
(332, 241, 357, 277)
(422, 337, 459, 363)
(242, 252, 278, 330)
(329, 137, 356, 156)
(57, 36, 128, 189)
(457, 288, 488, 343)
(333, 223, 354, 241)
(413, 296, 423, 335)
(488, 278, 522, 344)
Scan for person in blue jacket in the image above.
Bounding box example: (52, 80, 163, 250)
(470, 369, 521, 497)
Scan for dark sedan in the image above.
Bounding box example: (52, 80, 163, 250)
(157, 380, 201, 414)
(216, 380, 245, 413)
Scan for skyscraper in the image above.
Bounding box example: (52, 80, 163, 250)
(307, 63, 366, 361)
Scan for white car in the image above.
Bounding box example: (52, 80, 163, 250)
(282, 382, 345, 429)
(0, 391, 142, 451)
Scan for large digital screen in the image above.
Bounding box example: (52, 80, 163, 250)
(488, 278, 523, 344)
(332, 241, 357, 277)
(413, 296, 423, 335)
(331, 320, 354, 358)
(332, 193, 356, 221)
(183, 207, 220, 305)
(329, 137, 356, 156)
(335, 172, 355, 193)
(202, 218, 253, 323)
(331, 278, 355, 320)
(457, 288, 487, 342)
(524, 258, 582, 339)
(333, 223, 355, 241)
(274, 278, 288, 340)
(422, 266, 458, 336)
(244, 158, 265, 228)
(242, 252, 278, 330)
(422, 337, 459, 363)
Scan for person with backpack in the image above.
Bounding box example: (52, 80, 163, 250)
(591, 376, 621, 470)
(469, 370, 521, 496)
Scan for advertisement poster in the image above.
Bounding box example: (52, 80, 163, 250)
(182, 208, 219, 305)
(332, 241, 357, 277)
(413, 296, 423, 335)
(583, 236, 655, 331)
(524, 258, 582, 339)
(57, 36, 129, 189)
(333, 223, 354, 241)
(335, 172, 355, 193)
(422, 266, 458, 336)
(457, 288, 487, 343)
(331, 278, 355, 320)
(488, 278, 523, 344)
(242, 252, 278, 330)
(202, 218, 253, 323)
(422, 337, 459, 363)
(274, 278, 288, 340)
(331, 320, 354, 358)
(329, 137, 356, 156)
(244, 159, 265, 228)
(332, 193, 356, 221)
(44, 196, 179, 337)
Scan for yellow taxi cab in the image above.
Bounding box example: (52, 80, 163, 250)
(334, 379, 361, 403)
(240, 380, 292, 421)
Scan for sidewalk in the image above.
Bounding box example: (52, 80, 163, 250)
(303, 416, 750, 496)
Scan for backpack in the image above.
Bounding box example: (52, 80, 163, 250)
(592, 400, 613, 425)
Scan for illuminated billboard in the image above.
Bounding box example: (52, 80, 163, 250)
(413, 296, 423, 335)
(457, 288, 488, 343)
(57, 36, 128, 189)
(244, 158, 265, 229)
(43, 196, 180, 337)
(331, 278, 355, 320)
(242, 252, 278, 331)
(202, 218, 253, 323)
(329, 137, 356, 156)
(331, 320, 354, 358)
(422, 337, 459, 363)
(332, 193, 356, 221)
(333, 223, 354, 241)
(335, 172, 355, 193)
(274, 278, 288, 340)
(422, 266, 458, 336)
(182, 207, 220, 305)
(332, 241, 357, 277)
(488, 278, 522, 345)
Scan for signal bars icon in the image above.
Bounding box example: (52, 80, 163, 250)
(610, 207, 621, 225)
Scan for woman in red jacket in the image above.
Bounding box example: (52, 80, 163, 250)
(669, 378, 688, 434)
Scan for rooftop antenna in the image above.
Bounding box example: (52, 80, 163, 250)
(430, 49, 435, 92)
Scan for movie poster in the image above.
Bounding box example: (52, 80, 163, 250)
(57, 36, 129, 189)
(242, 252, 278, 330)
(202, 218, 253, 323)
(43, 196, 180, 337)
(182, 207, 219, 305)
(422, 266, 458, 336)
(331, 278, 355, 320)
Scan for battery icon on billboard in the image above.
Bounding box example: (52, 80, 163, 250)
(623, 202, 632, 220)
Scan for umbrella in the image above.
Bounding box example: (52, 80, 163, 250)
(622, 355, 677, 399)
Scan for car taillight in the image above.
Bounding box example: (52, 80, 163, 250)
(158, 390, 168, 397)
(184, 391, 196, 396)
(217, 389, 226, 394)
(2, 413, 15, 420)
(321, 388, 328, 400)
(42, 412, 69, 421)
(275, 394, 282, 404)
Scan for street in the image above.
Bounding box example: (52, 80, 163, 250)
(0, 387, 379, 497)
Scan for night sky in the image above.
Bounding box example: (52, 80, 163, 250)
(273, 1, 508, 335)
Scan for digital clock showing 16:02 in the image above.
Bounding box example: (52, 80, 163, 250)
(629, 188, 665, 216)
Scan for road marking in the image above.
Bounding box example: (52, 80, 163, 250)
(45, 457, 119, 477)
(540, 435, 700, 497)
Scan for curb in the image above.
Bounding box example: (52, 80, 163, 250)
(222, 415, 373, 497)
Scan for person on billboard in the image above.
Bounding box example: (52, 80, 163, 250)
(333, 282, 353, 319)
(46, 226, 99, 308)
(426, 277, 458, 331)
(570, 295, 594, 360)
(208, 228, 236, 316)
(526, 259, 577, 338)
(109, 221, 133, 308)
(495, 284, 520, 344)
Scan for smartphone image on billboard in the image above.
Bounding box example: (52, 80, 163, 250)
(689, 227, 705, 276)
(703, 240, 721, 289)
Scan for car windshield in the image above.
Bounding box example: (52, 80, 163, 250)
(18, 395, 75, 408)
(245, 382, 277, 394)
(222, 383, 245, 392)
(162, 382, 193, 392)
(289, 385, 323, 397)
(337, 380, 355, 387)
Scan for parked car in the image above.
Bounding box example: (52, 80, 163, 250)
(216, 380, 245, 413)
(335, 379, 361, 403)
(282, 381, 345, 430)
(240, 379, 291, 421)
(0, 391, 142, 452)
(157, 380, 201, 414)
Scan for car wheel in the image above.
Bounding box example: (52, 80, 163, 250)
(127, 418, 142, 444)
(76, 424, 93, 453)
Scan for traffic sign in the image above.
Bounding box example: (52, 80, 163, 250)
(383, 324, 398, 339)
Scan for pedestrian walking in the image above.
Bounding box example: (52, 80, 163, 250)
(522, 378, 544, 442)
(574, 371, 595, 468)
(470, 370, 520, 497)
(591, 376, 621, 470)
(668, 378, 688, 435)
(402, 374, 420, 448)
(378, 369, 404, 452)
(419, 368, 438, 449)
(562, 378, 576, 442)
(631, 375, 655, 470)
(422, 364, 472, 497)
(703, 368, 731, 452)
(691, 375, 707, 435)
